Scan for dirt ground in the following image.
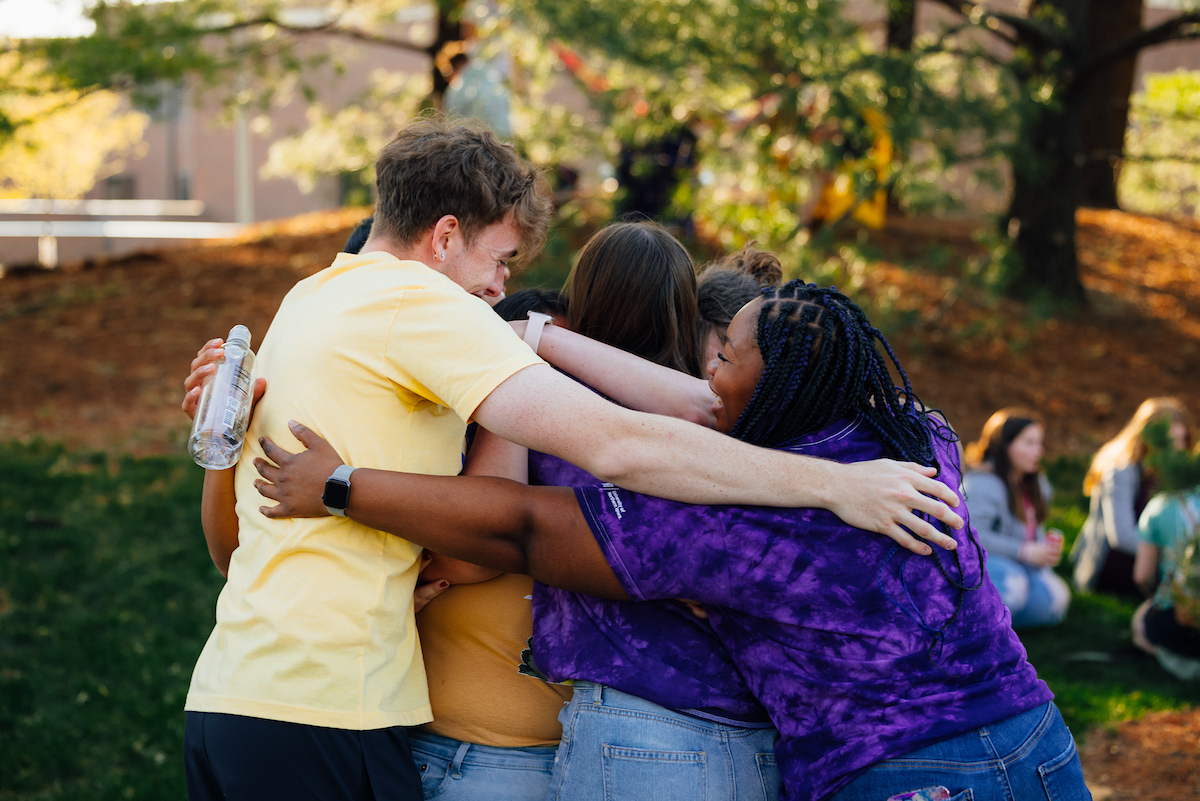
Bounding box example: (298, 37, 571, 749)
(3, 206, 1200, 795)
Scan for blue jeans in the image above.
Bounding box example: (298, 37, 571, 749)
(409, 730, 557, 801)
(548, 681, 780, 801)
(986, 554, 1070, 629)
(831, 702, 1090, 801)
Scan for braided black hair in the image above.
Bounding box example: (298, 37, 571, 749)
(730, 281, 983, 654)
(730, 281, 935, 466)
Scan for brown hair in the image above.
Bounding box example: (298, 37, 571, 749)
(703, 241, 784, 287)
(696, 243, 783, 373)
(1083, 397, 1192, 496)
(566, 221, 701, 375)
(372, 116, 552, 266)
(965, 407, 1047, 522)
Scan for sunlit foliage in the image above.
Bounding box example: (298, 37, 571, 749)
(1120, 70, 1200, 219)
(0, 54, 148, 199)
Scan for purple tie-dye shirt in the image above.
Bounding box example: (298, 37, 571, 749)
(529, 449, 772, 725)
(574, 417, 1051, 801)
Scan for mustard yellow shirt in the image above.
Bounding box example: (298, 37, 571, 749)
(418, 574, 572, 747)
(185, 252, 544, 730)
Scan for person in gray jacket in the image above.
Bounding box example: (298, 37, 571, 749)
(1072, 397, 1192, 594)
(964, 408, 1070, 628)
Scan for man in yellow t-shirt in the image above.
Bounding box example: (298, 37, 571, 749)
(182, 119, 964, 801)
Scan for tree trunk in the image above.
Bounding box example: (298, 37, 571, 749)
(1006, 0, 1089, 305)
(426, 0, 466, 104)
(1008, 90, 1088, 304)
(1078, 0, 1143, 208)
(886, 0, 916, 51)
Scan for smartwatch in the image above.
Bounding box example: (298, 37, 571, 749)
(322, 464, 358, 517)
(524, 311, 553, 354)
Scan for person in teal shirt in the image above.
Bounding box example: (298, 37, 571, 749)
(1133, 489, 1200, 679)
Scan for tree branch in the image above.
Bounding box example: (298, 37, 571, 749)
(915, 41, 1014, 71)
(922, 0, 1060, 50)
(200, 14, 431, 56)
(1122, 154, 1200, 166)
(1077, 13, 1200, 80)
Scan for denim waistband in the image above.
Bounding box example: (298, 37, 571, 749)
(407, 730, 558, 766)
(571, 681, 777, 732)
(884, 702, 1061, 767)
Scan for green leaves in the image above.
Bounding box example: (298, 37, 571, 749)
(1143, 417, 1200, 494)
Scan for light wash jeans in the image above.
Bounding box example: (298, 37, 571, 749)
(830, 702, 1091, 801)
(985, 554, 1070, 629)
(547, 681, 780, 801)
(409, 730, 557, 801)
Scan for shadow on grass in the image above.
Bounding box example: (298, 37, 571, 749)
(1019, 590, 1200, 737)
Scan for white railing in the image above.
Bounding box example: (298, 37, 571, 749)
(0, 198, 246, 267)
(0, 220, 244, 238)
(0, 199, 207, 217)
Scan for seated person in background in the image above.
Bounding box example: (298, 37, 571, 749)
(1133, 484, 1200, 680)
(964, 408, 1071, 628)
(1073, 397, 1192, 594)
(695, 243, 783, 371)
(250, 281, 1090, 801)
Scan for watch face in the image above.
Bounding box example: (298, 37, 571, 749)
(322, 479, 351, 510)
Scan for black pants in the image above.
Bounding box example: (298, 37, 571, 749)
(185, 712, 423, 801)
(1144, 604, 1200, 659)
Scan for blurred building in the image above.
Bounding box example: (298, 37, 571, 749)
(1, 0, 1197, 268)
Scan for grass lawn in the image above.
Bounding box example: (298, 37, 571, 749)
(1, 441, 1197, 798)
(0, 441, 220, 800)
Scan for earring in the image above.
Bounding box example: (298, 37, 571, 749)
(436, 252, 446, 261)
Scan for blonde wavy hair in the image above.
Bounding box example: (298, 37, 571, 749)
(1083, 397, 1192, 496)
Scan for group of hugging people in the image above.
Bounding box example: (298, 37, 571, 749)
(177, 118, 1093, 801)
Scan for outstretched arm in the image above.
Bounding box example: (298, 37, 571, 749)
(473, 364, 961, 552)
(418, 427, 532, 586)
(256, 425, 628, 600)
(518, 321, 717, 427)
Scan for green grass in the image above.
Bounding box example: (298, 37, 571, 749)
(2, 441, 1198, 798)
(1021, 454, 1200, 735)
(0, 441, 219, 800)
(1021, 590, 1200, 735)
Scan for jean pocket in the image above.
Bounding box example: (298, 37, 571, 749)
(1038, 738, 1089, 801)
(756, 752, 781, 801)
(416, 753, 453, 799)
(601, 744, 706, 801)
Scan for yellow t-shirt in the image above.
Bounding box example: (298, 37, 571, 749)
(185, 252, 544, 731)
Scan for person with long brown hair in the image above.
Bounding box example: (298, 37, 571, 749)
(567, 220, 703, 377)
(1072, 397, 1192, 594)
(964, 408, 1071, 628)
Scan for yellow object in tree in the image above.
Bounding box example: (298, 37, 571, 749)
(810, 109, 892, 230)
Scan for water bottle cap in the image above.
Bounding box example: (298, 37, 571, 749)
(227, 324, 252, 348)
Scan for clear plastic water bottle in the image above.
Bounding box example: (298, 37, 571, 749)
(188, 325, 257, 470)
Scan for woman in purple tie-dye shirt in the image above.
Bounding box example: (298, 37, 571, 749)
(257, 281, 1090, 801)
